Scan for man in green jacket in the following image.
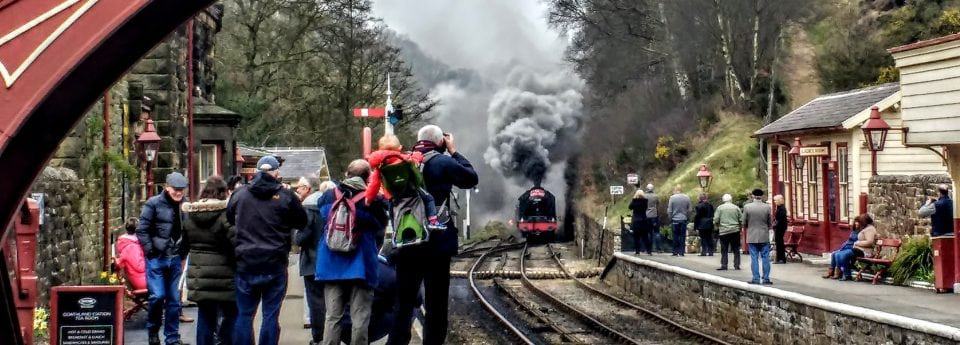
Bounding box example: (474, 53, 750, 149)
(713, 194, 742, 271)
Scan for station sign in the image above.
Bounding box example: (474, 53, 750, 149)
(799, 146, 829, 156)
(50, 286, 124, 345)
(626, 174, 639, 185)
(609, 185, 625, 195)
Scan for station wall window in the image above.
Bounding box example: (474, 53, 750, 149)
(807, 157, 819, 220)
(198, 143, 222, 186)
(837, 145, 849, 221)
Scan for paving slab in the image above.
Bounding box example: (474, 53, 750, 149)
(623, 251, 960, 328)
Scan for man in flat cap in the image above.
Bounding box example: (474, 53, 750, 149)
(137, 172, 189, 345)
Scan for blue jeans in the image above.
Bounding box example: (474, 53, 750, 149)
(748, 243, 772, 282)
(830, 248, 861, 278)
(234, 271, 288, 345)
(146, 257, 183, 344)
(672, 222, 687, 255)
(196, 300, 237, 345)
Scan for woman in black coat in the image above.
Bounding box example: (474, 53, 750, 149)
(629, 190, 651, 255)
(694, 193, 715, 256)
(774, 194, 789, 264)
(181, 176, 236, 345)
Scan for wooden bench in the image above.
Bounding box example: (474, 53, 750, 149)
(855, 238, 902, 285)
(783, 227, 805, 262)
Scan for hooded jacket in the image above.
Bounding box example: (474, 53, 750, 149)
(227, 172, 308, 273)
(182, 198, 236, 302)
(115, 233, 146, 290)
(136, 191, 185, 259)
(314, 177, 388, 287)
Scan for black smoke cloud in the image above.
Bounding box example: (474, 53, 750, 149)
(484, 68, 584, 185)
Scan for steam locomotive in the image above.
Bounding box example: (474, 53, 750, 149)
(516, 186, 559, 240)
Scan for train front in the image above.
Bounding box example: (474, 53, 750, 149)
(516, 186, 558, 240)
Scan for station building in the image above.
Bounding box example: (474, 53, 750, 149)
(755, 83, 949, 255)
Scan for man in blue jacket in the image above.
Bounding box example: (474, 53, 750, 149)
(227, 156, 307, 345)
(137, 172, 188, 345)
(315, 160, 389, 345)
(920, 184, 954, 236)
(388, 125, 478, 345)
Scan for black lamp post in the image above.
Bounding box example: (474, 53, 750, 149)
(862, 105, 891, 176)
(137, 119, 161, 197)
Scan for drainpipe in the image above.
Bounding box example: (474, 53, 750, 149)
(102, 91, 111, 271)
(187, 18, 196, 198)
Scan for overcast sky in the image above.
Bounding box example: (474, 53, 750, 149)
(371, 0, 567, 74)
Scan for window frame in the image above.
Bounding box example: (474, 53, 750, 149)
(807, 156, 819, 220)
(837, 144, 850, 222)
(197, 142, 223, 185)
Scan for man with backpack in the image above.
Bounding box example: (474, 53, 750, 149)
(226, 156, 307, 345)
(388, 125, 478, 345)
(315, 159, 389, 345)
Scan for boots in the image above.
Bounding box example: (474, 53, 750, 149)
(822, 268, 838, 279)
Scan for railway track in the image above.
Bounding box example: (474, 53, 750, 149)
(469, 242, 731, 344)
(467, 241, 536, 345)
(542, 244, 731, 345)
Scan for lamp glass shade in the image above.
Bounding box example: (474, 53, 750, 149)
(698, 175, 710, 189)
(792, 155, 804, 170)
(144, 142, 158, 162)
(866, 128, 888, 151)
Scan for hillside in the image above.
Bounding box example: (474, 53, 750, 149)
(583, 112, 764, 220)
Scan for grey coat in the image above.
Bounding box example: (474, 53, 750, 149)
(667, 193, 692, 222)
(645, 192, 659, 219)
(742, 199, 772, 244)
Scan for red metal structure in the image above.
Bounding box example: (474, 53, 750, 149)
(0, 1, 215, 343)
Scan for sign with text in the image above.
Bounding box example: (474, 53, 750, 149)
(609, 185, 625, 195)
(626, 174, 639, 185)
(799, 146, 829, 156)
(50, 286, 123, 345)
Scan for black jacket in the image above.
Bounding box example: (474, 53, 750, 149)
(137, 192, 185, 259)
(294, 191, 331, 277)
(628, 198, 648, 228)
(694, 201, 715, 231)
(182, 199, 236, 303)
(775, 204, 788, 232)
(413, 149, 478, 257)
(227, 172, 308, 273)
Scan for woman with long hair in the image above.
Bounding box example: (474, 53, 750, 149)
(823, 214, 878, 281)
(181, 175, 237, 345)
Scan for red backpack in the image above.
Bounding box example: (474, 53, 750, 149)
(325, 189, 366, 253)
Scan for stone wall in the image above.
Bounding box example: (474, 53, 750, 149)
(868, 174, 951, 238)
(31, 168, 96, 305)
(606, 254, 959, 344)
(574, 210, 619, 261)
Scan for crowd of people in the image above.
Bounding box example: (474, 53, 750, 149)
(625, 184, 920, 286)
(114, 124, 477, 345)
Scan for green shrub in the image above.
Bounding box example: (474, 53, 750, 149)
(889, 236, 934, 285)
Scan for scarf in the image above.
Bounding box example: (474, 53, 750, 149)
(413, 140, 439, 154)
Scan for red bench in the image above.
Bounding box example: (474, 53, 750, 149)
(855, 238, 902, 285)
(783, 227, 805, 262)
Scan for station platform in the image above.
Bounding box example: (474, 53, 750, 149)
(621, 251, 960, 329)
(124, 255, 404, 344)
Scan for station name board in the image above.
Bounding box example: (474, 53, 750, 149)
(799, 146, 829, 156)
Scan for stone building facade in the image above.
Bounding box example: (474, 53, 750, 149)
(868, 174, 952, 239)
(29, 6, 229, 305)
